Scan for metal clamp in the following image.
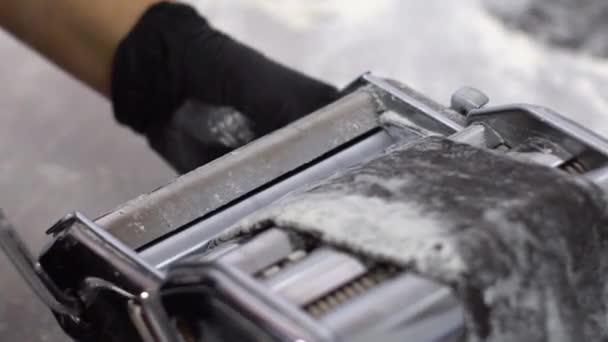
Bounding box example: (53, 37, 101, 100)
(1, 210, 166, 336)
(468, 104, 608, 158)
(0, 210, 81, 318)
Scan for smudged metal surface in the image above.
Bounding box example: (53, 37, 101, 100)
(221, 136, 608, 341)
(98, 90, 381, 248)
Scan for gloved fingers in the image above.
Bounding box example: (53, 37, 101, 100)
(181, 29, 340, 133)
(146, 101, 256, 174)
(112, 2, 338, 138)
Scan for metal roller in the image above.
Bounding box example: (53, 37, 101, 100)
(219, 228, 297, 274)
(264, 248, 368, 306)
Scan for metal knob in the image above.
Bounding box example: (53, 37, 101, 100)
(450, 87, 489, 115)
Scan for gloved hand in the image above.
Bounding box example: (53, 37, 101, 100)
(145, 101, 257, 174)
(112, 2, 339, 173)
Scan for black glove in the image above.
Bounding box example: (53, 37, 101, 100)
(145, 101, 256, 173)
(112, 2, 338, 172)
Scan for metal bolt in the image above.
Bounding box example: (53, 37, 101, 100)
(450, 87, 489, 115)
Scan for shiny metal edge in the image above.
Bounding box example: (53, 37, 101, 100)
(362, 73, 466, 134)
(468, 104, 608, 158)
(140, 131, 395, 267)
(96, 89, 382, 249)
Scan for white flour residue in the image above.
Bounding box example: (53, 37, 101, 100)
(245, 0, 393, 30)
(254, 192, 469, 279)
(452, 2, 608, 130)
(463, 1, 608, 76)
